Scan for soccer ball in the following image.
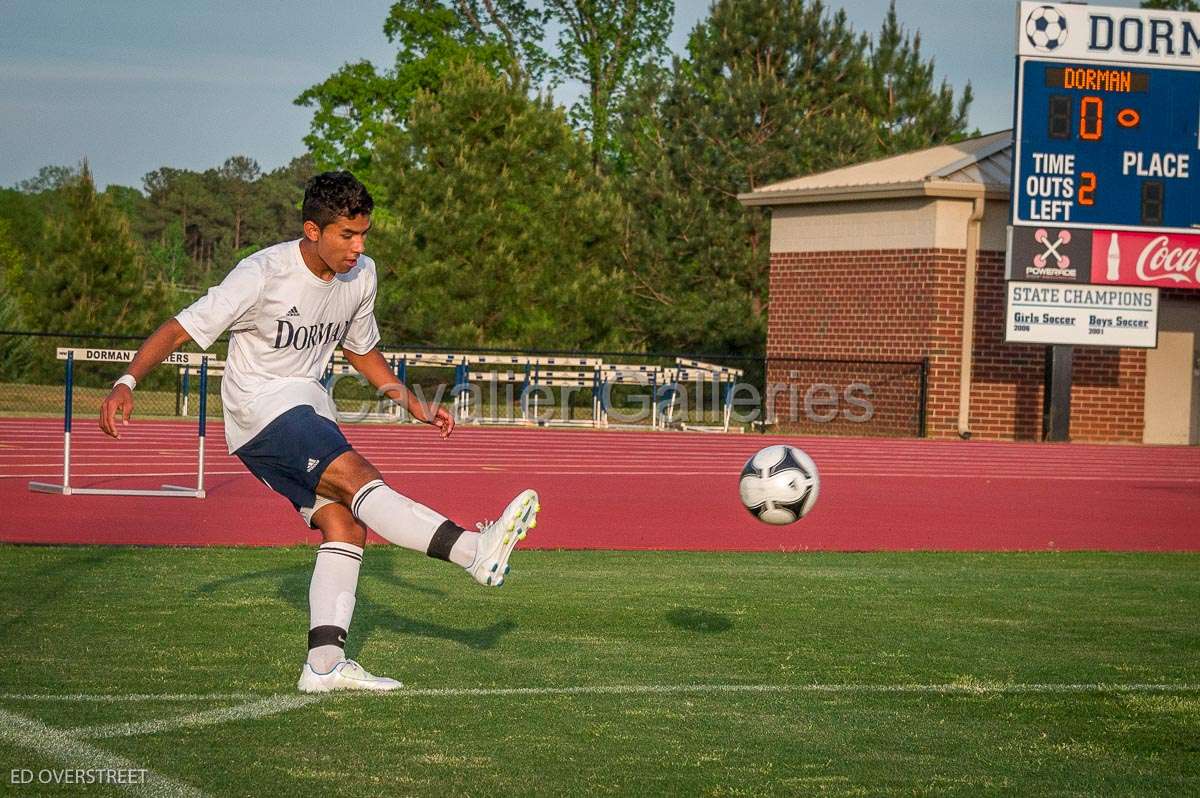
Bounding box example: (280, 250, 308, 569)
(738, 445, 820, 525)
(1026, 6, 1068, 51)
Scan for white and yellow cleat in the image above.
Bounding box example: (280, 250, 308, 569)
(468, 489, 539, 587)
(297, 659, 403, 693)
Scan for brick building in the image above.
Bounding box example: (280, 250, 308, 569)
(739, 131, 1200, 444)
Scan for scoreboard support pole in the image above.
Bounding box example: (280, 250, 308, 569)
(1043, 345, 1073, 442)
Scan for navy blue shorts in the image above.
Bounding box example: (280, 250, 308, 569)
(235, 405, 352, 524)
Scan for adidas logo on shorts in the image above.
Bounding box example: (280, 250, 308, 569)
(306, 458, 320, 473)
(286, 306, 301, 317)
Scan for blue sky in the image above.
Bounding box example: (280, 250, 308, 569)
(0, 0, 1145, 190)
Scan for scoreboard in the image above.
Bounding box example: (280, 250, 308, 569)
(1007, 1, 1200, 352)
(1013, 59, 1199, 231)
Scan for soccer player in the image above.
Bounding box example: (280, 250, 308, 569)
(98, 171, 538, 693)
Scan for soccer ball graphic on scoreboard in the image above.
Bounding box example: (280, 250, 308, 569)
(1025, 5, 1068, 51)
(738, 445, 820, 525)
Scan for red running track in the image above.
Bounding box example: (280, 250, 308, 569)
(1, 417, 1198, 551)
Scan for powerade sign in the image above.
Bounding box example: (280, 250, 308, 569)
(1007, 226, 1092, 283)
(1017, 2, 1200, 65)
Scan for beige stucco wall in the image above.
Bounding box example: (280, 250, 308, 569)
(1144, 300, 1200, 445)
(769, 197, 1010, 253)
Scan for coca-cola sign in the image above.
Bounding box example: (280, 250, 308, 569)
(1091, 230, 1200, 289)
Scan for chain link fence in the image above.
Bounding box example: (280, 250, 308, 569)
(0, 331, 927, 437)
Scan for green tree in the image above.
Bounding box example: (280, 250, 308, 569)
(452, 0, 551, 81)
(138, 156, 311, 291)
(298, 1, 675, 175)
(14, 164, 79, 193)
(217, 156, 263, 252)
(1141, 0, 1199, 10)
(146, 220, 189, 287)
(613, 0, 870, 353)
(369, 59, 630, 350)
(142, 166, 225, 281)
(102, 183, 154, 241)
(866, 2, 972, 151)
(14, 165, 170, 335)
(0, 219, 35, 379)
(251, 155, 314, 255)
(545, 0, 674, 169)
(295, 0, 542, 174)
(612, 0, 972, 354)
(0, 186, 50, 247)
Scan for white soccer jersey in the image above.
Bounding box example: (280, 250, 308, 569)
(175, 239, 381, 453)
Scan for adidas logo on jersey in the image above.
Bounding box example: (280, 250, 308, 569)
(286, 306, 301, 317)
(306, 458, 320, 473)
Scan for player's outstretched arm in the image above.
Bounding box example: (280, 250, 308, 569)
(99, 319, 193, 439)
(341, 346, 455, 439)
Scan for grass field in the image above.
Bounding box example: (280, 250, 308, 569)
(1, 546, 1197, 796)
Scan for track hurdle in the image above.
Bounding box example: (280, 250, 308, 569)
(386, 352, 472, 421)
(29, 347, 210, 498)
(465, 355, 603, 426)
(178, 360, 225, 416)
(326, 351, 470, 423)
(667, 358, 745, 432)
(596, 364, 664, 429)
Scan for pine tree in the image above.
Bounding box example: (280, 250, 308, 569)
(369, 59, 630, 350)
(0, 219, 35, 380)
(613, 0, 973, 354)
(867, 2, 973, 153)
(1140, 0, 1200, 11)
(16, 164, 170, 335)
(614, 0, 872, 353)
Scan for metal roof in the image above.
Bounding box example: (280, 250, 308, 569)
(738, 130, 1013, 206)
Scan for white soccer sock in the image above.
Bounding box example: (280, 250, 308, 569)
(350, 479, 477, 567)
(307, 542, 362, 673)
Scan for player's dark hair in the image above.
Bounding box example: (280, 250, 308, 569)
(302, 171, 374, 229)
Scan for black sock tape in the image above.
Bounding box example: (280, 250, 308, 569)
(308, 625, 348, 650)
(426, 520, 466, 562)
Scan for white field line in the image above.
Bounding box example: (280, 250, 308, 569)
(7, 682, 1199, 750)
(0, 706, 206, 798)
(1, 444, 1197, 467)
(2, 447, 1196, 464)
(4, 450, 1198, 475)
(386, 682, 1200, 698)
(5, 682, 1198, 707)
(5, 468, 1200, 482)
(5, 439, 1182, 462)
(0, 693, 256, 702)
(5, 455, 1197, 471)
(70, 695, 320, 740)
(0, 420, 1188, 454)
(3, 450, 1198, 468)
(8, 422, 1195, 451)
(4, 460, 1199, 476)
(10, 427, 1199, 455)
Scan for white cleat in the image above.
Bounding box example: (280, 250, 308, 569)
(468, 489, 539, 587)
(297, 659, 403, 693)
